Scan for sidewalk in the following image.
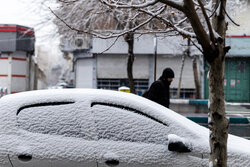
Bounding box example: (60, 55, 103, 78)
(170, 99, 250, 124)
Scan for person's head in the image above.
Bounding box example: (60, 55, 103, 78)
(161, 68, 174, 83)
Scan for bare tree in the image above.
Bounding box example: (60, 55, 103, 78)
(177, 52, 186, 98)
(95, 0, 247, 166)
(52, 0, 186, 93)
(177, 38, 201, 99)
(187, 38, 201, 99)
(51, 1, 137, 93)
(192, 55, 201, 99)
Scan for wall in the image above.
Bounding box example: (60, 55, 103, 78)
(97, 54, 150, 79)
(227, 4, 250, 36)
(75, 58, 95, 88)
(0, 51, 28, 93)
(74, 34, 203, 93)
(95, 53, 199, 89)
(92, 34, 200, 55)
(0, 55, 8, 89)
(157, 55, 200, 89)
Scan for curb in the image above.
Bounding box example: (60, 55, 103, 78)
(189, 99, 208, 105)
(187, 116, 249, 124)
(170, 99, 208, 105)
(171, 99, 250, 106)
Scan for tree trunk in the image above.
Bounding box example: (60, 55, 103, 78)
(124, 32, 136, 94)
(208, 1, 229, 166)
(208, 49, 228, 167)
(192, 57, 201, 99)
(177, 54, 186, 98)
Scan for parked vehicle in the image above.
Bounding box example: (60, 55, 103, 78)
(0, 89, 249, 167)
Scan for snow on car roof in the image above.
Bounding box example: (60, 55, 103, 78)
(0, 88, 207, 135)
(0, 89, 208, 141)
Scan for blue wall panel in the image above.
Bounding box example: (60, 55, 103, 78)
(226, 37, 250, 56)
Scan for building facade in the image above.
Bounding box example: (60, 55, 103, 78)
(72, 34, 202, 98)
(204, 36, 250, 102)
(204, 4, 250, 103)
(0, 24, 35, 95)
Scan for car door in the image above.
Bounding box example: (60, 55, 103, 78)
(91, 102, 170, 167)
(91, 102, 207, 167)
(10, 101, 97, 167)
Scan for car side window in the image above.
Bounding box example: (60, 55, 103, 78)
(92, 103, 169, 145)
(17, 102, 95, 140)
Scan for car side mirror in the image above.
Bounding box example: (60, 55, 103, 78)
(168, 134, 191, 153)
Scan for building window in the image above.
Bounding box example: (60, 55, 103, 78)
(97, 78, 149, 96)
(238, 61, 246, 73)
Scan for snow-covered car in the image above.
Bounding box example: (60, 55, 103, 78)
(0, 89, 249, 167)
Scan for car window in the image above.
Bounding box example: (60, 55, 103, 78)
(17, 102, 94, 140)
(92, 103, 169, 145)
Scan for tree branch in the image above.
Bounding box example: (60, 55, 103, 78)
(221, 4, 240, 26)
(190, 38, 203, 54)
(158, 0, 185, 12)
(183, 0, 212, 58)
(139, 8, 196, 38)
(58, 0, 79, 3)
(99, 36, 119, 54)
(50, 6, 159, 39)
(209, 0, 220, 18)
(197, 0, 216, 45)
(99, 0, 159, 8)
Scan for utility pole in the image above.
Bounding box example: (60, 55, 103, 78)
(153, 34, 157, 81)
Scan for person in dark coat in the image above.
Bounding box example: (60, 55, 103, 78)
(145, 68, 174, 108)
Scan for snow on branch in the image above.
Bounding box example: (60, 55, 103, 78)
(197, 0, 215, 45)
(99, 0, 185, 11)
(99, 0, 158, 8)
(139, 8, 196, 38)
(50, 5, 161, 39)
(58, 0, 80, 4)
(158, 0, 184, 11)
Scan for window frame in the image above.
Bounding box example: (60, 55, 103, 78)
(16, 101, 95, 140)
(91, 102, 168, 127)
(17, 101, 75, 115)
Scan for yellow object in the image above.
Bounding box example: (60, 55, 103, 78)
(118, 86, 130, 93)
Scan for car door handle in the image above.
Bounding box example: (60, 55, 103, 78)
(18, 154, 32, 162)
(105, 159, 119, 166)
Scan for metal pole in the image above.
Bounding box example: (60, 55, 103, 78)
(153, 34, 157, 81)
(8, 53, 12, 94)
(0, 88, 3, 97)
(4, 88, 7, 96)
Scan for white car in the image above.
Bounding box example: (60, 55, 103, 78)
(0, 89, 249, 167)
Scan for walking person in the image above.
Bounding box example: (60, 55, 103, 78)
(143, 68, 174, 108)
